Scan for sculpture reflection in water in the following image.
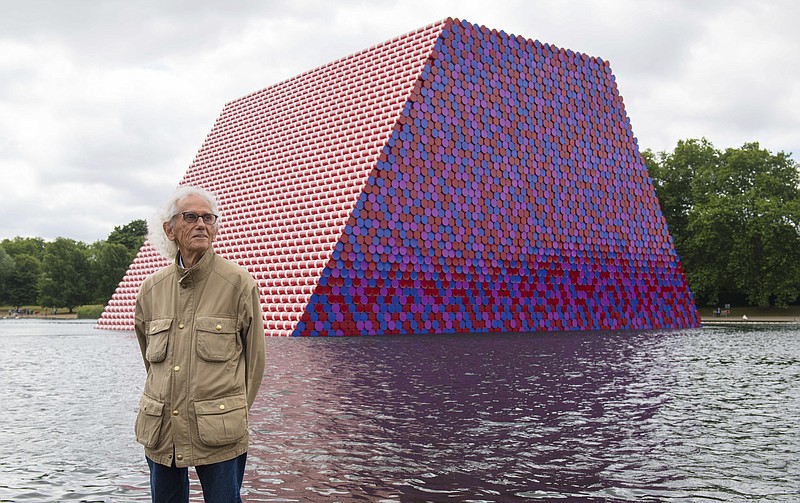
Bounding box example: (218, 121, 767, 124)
(246, 332, 676, 500)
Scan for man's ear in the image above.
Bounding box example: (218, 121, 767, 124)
(163, 221, 176, 241)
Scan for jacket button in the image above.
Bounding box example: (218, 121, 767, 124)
(178, 322, 185, 329)
(172, 409, 179, 416)
(174, 366, 180, 372)
(219, 404, 225, 410)
(176, 454, 183, 461)
(215, 324, 222, 331)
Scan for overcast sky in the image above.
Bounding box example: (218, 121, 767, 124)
(1, 0, 798, 243)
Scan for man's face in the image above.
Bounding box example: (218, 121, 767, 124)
(163, 194, 218, 258)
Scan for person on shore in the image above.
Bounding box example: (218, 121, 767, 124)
(134, 185, 265, 502)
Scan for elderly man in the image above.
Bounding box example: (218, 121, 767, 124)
(134, 185, 265, 502)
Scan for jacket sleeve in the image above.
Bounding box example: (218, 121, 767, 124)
(134, 290, 150, 372)
(242, 282, 266, 409)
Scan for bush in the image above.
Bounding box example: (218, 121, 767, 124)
(76, 304, 105, 319)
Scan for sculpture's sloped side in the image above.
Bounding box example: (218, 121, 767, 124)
(295, 20, 699, 335)
(96, 21, 447, 333)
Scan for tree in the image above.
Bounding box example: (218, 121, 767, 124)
(4, 254, 40, 308)
(107, 219, 147, 255)
(38, 238, 91, 312)
(1, 237, 45, 262)
(648, 139, 800, 307)
(682, 190, 740, 305)
(0, 246, 14, 304)
(87, 240, 133, 304)
(643, 138, 720, 251)
(720, 144, 800, 306)
(1, 237, 46, 308)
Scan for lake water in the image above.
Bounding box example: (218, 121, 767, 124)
(0, 319, 797, 502)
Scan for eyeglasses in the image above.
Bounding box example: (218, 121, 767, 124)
(180, 212, 218, 225)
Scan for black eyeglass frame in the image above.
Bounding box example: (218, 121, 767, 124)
(180, 212, 218, 225)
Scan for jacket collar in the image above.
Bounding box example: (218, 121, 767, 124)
(175, 248, 215, 287)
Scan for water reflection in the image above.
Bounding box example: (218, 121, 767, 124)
(247, 328, 800, 501)
(0, 319, 149, 502)
(0, 320, 798, 502)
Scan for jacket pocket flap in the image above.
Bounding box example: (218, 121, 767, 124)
(195, 317, 237, 334)
(139, 395, 164, 417)
(148, 318, 172, 335)
(194, 395, 247, 416)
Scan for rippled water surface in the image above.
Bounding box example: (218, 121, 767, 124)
(0, 319, 798, 502)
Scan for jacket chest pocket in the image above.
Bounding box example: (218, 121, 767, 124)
(145, 318, 172, 363)
(196, 317, 239, 362)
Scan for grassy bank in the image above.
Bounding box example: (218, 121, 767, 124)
(1, 304, 104, 319)
(697, 305, 800, 321)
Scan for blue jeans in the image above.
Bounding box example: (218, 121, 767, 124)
(146, 452, 247, 503)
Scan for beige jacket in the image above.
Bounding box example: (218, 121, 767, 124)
(134, 249, 265, 467)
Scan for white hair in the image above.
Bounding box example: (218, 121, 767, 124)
(147, 185, 220, 259)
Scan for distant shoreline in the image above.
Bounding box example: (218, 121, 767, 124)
(4, 314, 798, 328)
(700, 317, 799, 325)
(1, 314, 79, 320)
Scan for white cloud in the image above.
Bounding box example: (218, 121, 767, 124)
(0, 0, 798, 242)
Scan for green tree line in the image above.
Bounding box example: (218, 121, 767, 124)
(644, 139, 800, 308)
(1, 139, 798, 312)
(0, 220, 146, 312)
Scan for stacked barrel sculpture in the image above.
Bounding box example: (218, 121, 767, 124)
(97, 18, 700, 335)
